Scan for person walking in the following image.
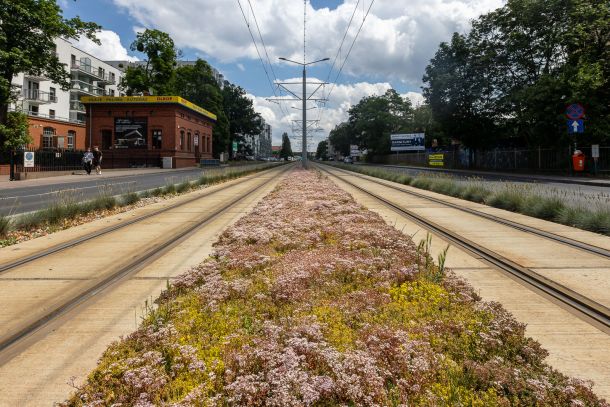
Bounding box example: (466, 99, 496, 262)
(82, 148, 93, 175)
(92, 146, 103, 175)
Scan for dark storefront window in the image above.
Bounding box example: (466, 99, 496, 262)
(114, 117, 148, 149)
(180, 130, 185, 150)
(187, 132, 191, 152)
(152, 129, 162, 149)
(101, 130, 112, 149)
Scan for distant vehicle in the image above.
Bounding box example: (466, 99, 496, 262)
(327, 157, 334, 161)
(343, 156, 353, 164)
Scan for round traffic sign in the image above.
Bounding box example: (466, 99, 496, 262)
(25, 152, 34, 160)
(566, 103, 585, 120)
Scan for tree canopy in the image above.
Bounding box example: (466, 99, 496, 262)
(0, 0, 100, 149)
(422, 0, 610, 148)
(121, 29, 179, 96)
(315, 140, 328, 160)
(279, 132, 293, 160)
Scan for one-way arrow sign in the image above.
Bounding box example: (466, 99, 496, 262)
(567, 120, 584, 134)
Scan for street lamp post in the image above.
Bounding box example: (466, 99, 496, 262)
(279, 57, 328, 167)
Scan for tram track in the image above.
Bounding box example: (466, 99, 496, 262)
(316, 163, 610, 333)
(0, 164, 292, 357)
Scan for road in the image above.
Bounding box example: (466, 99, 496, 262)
(0, 168, 207, 216)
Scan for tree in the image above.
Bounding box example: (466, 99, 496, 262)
(121, 29, 179, 96)
(328, 123, 352, 156)
(348, 89, 413, 156)
(0, 0, 100, 148)
(0, 111, 31, 149)
(279, 132, 292, 160)
(315, 140, 328, 160)
(174, 59, 230, 158)
(222, 83, 262, 154)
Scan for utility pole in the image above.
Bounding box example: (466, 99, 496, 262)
(302, 65, 307, 164)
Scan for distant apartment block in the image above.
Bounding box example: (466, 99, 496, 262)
(243, 121, 272, 158)
(10, 38, 124, 150)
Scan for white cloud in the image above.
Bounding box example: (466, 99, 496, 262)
(112, 0, 502, 85)
(72, 29, 139, 62)
(237, 63, 246, 72)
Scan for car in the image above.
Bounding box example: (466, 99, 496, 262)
(343, 156, 353, 164)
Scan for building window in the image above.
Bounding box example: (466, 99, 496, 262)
(49, 109, 55, 119)
(49, 87, 56, 103)
(208, 136, 212, 153)
(43, 127, 55, 149)
(152, 129, 162, 149)
(29, 105, 39, 116)
(71, 54, 76, 67)
(67, 130, 75, 150)
(187, 132, 191, 152)
(109, 89, 115, 96)
(180, 130, 185, 150)
(194, 132, 200, 152)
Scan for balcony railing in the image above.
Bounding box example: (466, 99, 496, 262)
(8, 106, 85, 124)
(69, 100, 86, 113)
(70, 80, 108, 96)
(23, 88, 57, 103)
(71, 62, 116, 84)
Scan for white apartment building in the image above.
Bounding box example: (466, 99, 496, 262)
(10, 37, 124, 150)
(243, 121, 272, 158)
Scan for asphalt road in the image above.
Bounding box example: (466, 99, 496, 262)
(0, 169, 205, 216)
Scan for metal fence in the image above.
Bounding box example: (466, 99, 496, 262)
(1, 149, 162, 174)
(375, 146, 609, 174)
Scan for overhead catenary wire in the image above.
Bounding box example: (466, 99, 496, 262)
(326, 0, 375, 101)
(245, 0, 290, 118)
(237, 0, 289, 118)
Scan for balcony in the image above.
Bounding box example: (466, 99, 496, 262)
(24, 72, 48, 81)
(70, 80, 107, 96)
(71, 62, 116, 84)
(69, 100, 86, 113)
(23, 88, 57, 104)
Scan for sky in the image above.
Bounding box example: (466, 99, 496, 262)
(60, 0, 503, 148)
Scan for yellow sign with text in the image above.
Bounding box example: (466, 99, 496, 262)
(81, 96, 217, 121)
(428, 153, 444, 167)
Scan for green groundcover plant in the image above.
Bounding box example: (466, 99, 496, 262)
(62, 170, 605, 406)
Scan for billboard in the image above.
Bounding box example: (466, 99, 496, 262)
(390, 133, 425, 152)
(114, 117, 148, 149)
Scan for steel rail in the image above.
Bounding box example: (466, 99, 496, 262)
(0, 164, 287, 274)
(317, 164, 610, 332)
(325, 164, 610, 259)
(0, 165, 291, 356)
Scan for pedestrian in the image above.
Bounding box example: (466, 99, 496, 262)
(92, 146, 103, 175)
(82, 148, 93, 175)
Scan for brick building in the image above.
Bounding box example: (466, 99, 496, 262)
(82, 96, 216, 168)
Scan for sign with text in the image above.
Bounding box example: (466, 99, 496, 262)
(592, 144, 600, 158)
(391, 133, 425, 152)
(114, 117, 148, 149)
(350, 144, 360, 157)
(23, 151, 35, 168)
(428, 153, 444, 167)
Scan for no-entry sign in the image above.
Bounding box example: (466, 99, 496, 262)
(566, 103, 585, 120)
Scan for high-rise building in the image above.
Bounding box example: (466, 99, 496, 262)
(9, 38, 124, 150)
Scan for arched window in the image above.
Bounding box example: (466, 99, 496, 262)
(194, 132, 200, 152)
(43, 127, 55, 149)
(180, 130, 185, 150)
(187, 132, 192, 152)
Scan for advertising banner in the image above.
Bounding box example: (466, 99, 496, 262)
(114, 117, 148, 149)
(391, 133, 425, 151)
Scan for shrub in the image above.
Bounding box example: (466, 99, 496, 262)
(460, 185, 490, 203)
(485, 188, 524, 212)
(175, 181, 192, 194)
(164, 184, 177, 195)
(0, 215, 10, 236)
(521, 196, 565, 220)
(121, 192, 141, 206)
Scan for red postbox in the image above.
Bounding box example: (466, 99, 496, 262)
(572, 150, 585, 172)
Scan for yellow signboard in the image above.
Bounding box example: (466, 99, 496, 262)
(80, 96, 217, 121)
(428, 153, 444, 167)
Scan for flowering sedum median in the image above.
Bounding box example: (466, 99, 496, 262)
(62, 170, 605, 406)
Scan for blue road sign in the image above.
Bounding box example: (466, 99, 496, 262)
(567, 120, 584, 134)
(566, 103, 585, 120)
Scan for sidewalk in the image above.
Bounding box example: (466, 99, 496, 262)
(0, 167, 201, 190)
(366, 163, 610, 188)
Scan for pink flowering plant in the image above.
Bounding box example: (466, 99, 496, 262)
(62, 170, 607, 406)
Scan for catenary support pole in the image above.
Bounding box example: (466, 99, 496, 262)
(302, 67, 307, 168)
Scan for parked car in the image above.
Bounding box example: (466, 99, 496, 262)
(343, 156, 354, 164)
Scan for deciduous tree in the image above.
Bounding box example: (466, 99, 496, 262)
(0, 0, 99, 149)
